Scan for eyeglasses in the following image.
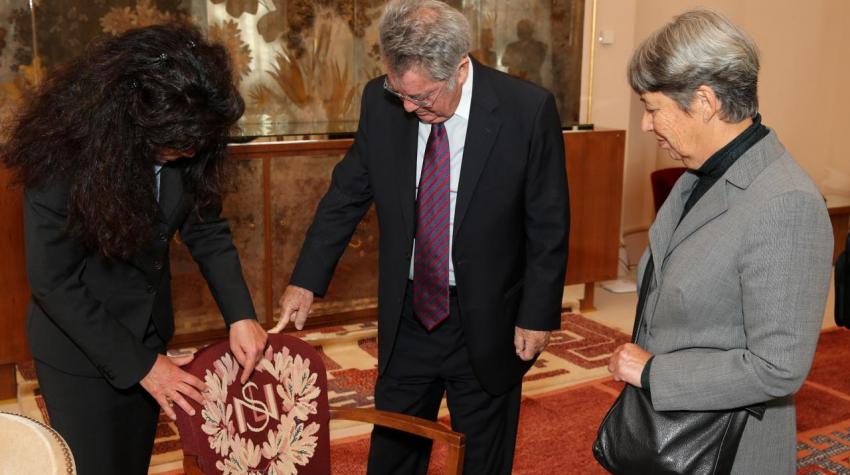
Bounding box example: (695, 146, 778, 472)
(383, 76, 447, 109)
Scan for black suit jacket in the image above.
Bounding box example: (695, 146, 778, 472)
(24, 165, 256, 389)
(291, 60, 569, 395)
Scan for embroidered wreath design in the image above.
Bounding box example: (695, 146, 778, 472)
(201, 347, 321, 475)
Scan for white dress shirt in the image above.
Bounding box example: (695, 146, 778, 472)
(409, 61, 474, 286)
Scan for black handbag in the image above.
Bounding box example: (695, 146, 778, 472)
(836, 233, 849, 328)
(592, 257, 765, 475)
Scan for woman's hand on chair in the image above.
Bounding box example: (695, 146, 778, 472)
(140, 354, 207, 420)
(229, 319, 269, 384)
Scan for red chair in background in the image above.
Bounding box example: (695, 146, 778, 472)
(650, 167, 687, 213)
(621, 167, 687, 271)
(175, 333, 465, 475)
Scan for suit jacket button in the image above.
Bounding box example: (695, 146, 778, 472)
(146, 285, 155, 293)
(158, 232, 168, 242)
(153, 260, 163, 271)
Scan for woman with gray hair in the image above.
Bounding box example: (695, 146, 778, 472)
(604, 9, 832, 474)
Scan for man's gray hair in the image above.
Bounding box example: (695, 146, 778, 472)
(379, 0, 471, 86)
(628, 9, 760, 122)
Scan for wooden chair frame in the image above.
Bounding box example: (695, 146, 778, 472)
(182, 401, 466, 475)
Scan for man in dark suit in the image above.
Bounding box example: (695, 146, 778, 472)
(271, 1, 569, 473)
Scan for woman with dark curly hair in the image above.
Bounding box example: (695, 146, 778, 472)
(2, 24, 267, 475)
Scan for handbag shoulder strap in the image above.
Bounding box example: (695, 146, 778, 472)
(631, 256, 655, 343)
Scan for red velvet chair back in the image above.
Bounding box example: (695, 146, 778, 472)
(175, 334, 331, 474)
(650, 167, 687, 213)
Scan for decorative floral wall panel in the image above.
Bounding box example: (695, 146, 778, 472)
(0, 0, 584, 332)
(1, 0, 584, 137)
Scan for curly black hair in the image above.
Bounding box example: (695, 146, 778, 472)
(2, 24, 245, 259)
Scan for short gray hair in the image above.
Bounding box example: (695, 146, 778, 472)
(628, 9, 760, 122)
(379, 0, 471, 86)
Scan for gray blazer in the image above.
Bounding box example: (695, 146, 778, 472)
(637, 131, 833, 474)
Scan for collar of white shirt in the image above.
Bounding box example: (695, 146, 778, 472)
(451, 58, 473, 123)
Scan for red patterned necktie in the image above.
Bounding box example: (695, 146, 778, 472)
(414, 123, 451, 330)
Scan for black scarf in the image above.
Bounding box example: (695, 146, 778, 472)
(680, 113, 768, 221)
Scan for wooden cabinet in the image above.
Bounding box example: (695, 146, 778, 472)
(563, 129, 625, 310)
(0, 129, 626, 368)
(0, 167, 31, 399)
(170, 129, 626, 344)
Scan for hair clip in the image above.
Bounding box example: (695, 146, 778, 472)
(158, 52, 168, 63)
(129, 79, 138, 89)
(188, 40, 197, 49)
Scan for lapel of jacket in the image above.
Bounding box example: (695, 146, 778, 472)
(157, 164, 185, 227)
(663, 175, 729, 260)
(660, 130, 784, 263)
(392, 108, 420, 243)
(648, 172, 695, 281)
(128, 165, 184, 275)
(453, 61, 501, 241)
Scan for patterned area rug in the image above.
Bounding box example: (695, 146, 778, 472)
(16, 319, 850, 474)
(329, 328, 850, 475)
(328, 380, 621, 475)
(16, 312, 627, 473)
(796, 329, 850, 474)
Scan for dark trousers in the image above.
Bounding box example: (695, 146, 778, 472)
(367, 284, 522, 475)
(34, 321, 165, 475)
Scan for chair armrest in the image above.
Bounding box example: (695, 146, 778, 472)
(330, 407, 464, 447)
(621, 224, 648, 238)
(330, 407, 466, 475)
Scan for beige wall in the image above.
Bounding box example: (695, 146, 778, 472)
(582, 0, 850, 232)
